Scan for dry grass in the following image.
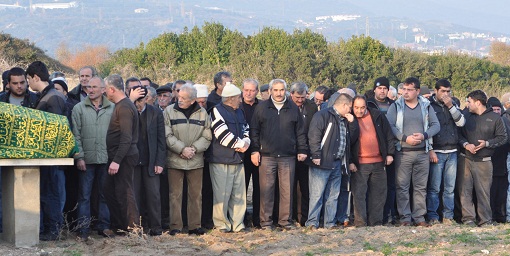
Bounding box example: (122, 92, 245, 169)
(2, 222, 509, 256)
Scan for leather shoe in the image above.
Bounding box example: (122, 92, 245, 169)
(149, 229, 163, 236)
(415, 221, 430, 227)
(400, 221, 412, 227)
(188, 227, 206, 235)
(170, 229, 181, 236)
(98, 229, 116, 238)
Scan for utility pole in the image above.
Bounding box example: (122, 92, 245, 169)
(366, 17, 369, 36)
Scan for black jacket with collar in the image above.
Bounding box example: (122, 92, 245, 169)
(351, 107, 396, 167)
(140, 104, 167, 176)
(0, 89, 39, 109)
(429, 95, 464, 150)
(250, 97, 308, 157)
(308, 107, 359, 170)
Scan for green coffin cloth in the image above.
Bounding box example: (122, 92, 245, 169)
(0, 101, 76, 159)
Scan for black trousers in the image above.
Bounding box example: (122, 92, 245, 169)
(103, 156, 139, 231)
(244, 154, 260, 227)
(133, 165, 162, 232)
(293, 160, 309, 226)
(201, 162, 214, 229)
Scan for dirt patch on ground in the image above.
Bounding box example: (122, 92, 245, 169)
(2, 223, 510, 255)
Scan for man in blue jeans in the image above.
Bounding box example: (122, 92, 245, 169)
(306, 93, 357, 229)
(72, 76, 114, 240)
(27, 61, 68, 241)
(426, 79, 465, 225)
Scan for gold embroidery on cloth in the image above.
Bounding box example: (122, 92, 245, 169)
(0, 102, 75, 158)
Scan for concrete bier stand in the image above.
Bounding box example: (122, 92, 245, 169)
(0, 158, 74, 247)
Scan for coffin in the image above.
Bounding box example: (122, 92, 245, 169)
(0, 102, 76, 159)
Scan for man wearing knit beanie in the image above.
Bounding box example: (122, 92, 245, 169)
(367, 77, 394, 115)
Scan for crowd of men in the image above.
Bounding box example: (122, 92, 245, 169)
(1, 61, 510, 243)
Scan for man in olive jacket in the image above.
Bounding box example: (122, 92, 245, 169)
(72, 76, 114, 240)
(164, 84, 212, 236)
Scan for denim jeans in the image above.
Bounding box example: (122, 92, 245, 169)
(306, 161, 341, 228)
(77, 164, 110, 234)
(426, 152, 457, 220)
(335, 173, 350, 223)
(40, 166, 65, 235)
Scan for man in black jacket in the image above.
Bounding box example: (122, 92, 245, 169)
(351, 96, 396, 227)
(68, 66, 96, 102)
(459, 90, 508, 226)
(250, 79, 308, 230)
(289, 81, 318, 227)
(27, 61, 67, 241)
(132, 86, 166, 236)
(426, 79, 465, 225)
(240, 78, 261, 228)
(306, 93, 357, 229)
(0, 67, 38, 108)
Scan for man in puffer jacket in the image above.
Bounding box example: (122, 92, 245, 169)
(164, 84, 212, 236)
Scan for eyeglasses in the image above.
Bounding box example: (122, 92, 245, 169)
(83, 85, 103, 90)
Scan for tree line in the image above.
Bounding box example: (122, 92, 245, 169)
(99, 22, 510, 98)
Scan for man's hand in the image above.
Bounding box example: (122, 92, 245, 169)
(349, 163, 357, 172)
(108, 162, 119, 175)
(411, 133, 425, 141)
(465, 143, 477, 154)
(236, 141, 250, 153)
(344, 113, 354, 123)
(474, 140, 486, 152)
(129, 87, 145, 102)
(181, 147, 196, 159)
(386, 155, 394, 166)
(251, 152, 260, 166)
(442, 94, 454, 108)
(405, 136, 421, 146)
(77, 159, 87, 171)
(429, 150, 438, 163)
(312, 159, 321, 166)
(154, 166, 163, 175)
(297, 153, 307, 162)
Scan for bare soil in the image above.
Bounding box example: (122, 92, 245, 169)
(2, 222, 510, 256)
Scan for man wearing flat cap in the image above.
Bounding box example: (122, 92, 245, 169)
(156, 84, 172, 111)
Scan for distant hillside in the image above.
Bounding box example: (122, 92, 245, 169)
(0, 33, 73, 73)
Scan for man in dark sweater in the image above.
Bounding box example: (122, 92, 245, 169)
(103, 74, 140, 233)
(26, 61, 67, 241)
(459, 90, 508, 226)
(240, 78, 261, 228)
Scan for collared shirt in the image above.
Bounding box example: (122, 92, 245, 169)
(333, 107, 347, 159)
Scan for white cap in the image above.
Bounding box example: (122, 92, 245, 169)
(194, 84, 209, 98)
(221, 82, 241, 97)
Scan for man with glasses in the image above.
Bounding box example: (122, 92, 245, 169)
(171, 80, 187, 105)
(386, 77, 440, 227)
(156, 85, 172, 111)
